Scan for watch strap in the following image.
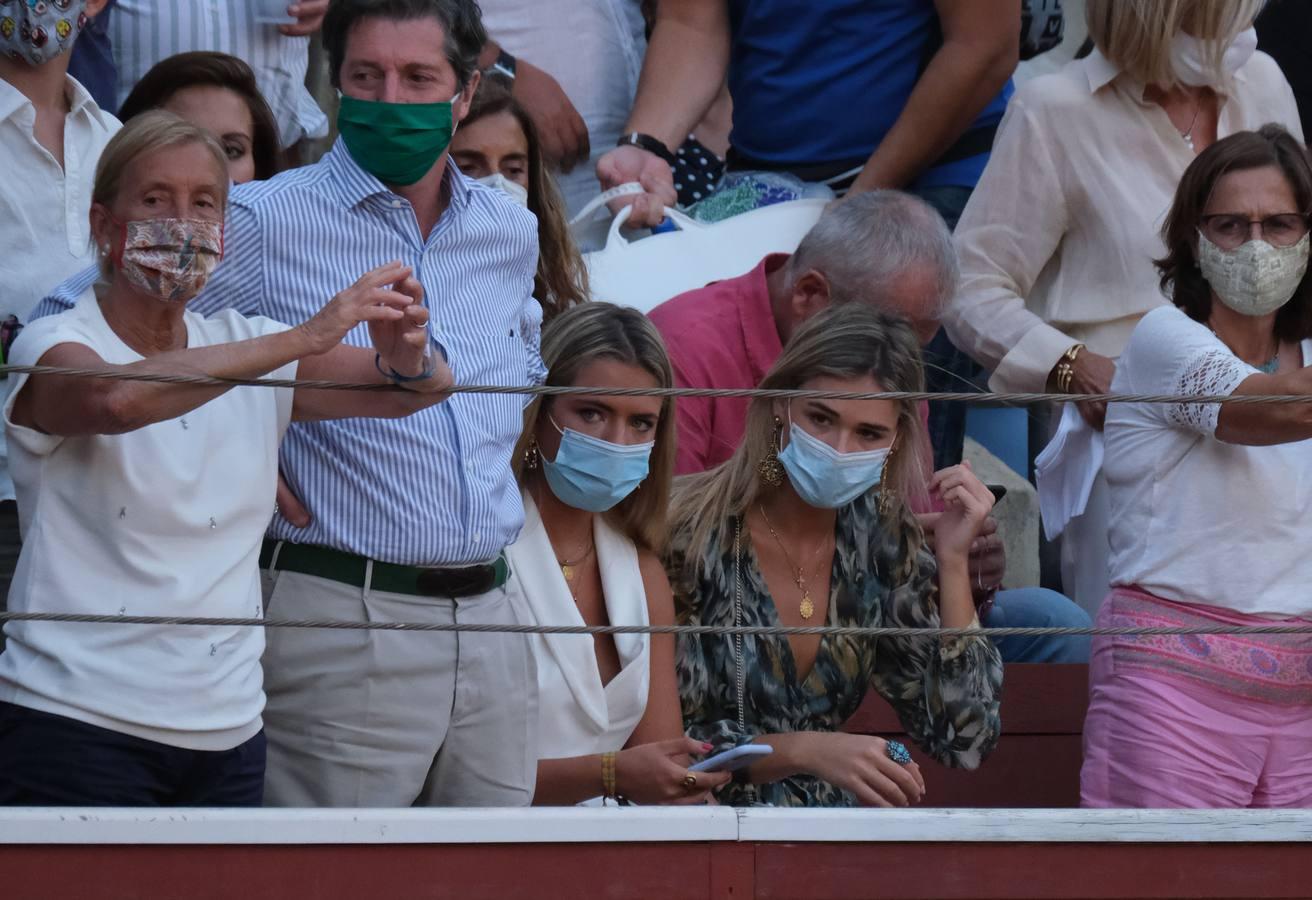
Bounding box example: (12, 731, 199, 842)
(491, 48, 517, 80)
(617, 131, 677, 166)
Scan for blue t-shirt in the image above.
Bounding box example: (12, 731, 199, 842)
(726, 0, 1014, 189)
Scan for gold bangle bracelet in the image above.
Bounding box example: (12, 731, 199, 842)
(601, 751, 617, 799)
(1056, 344, 1086, 394)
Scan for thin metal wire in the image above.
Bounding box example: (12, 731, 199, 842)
(9, 363, 1311, 638)
(2, 610, 1311, 639)
(6, 363, 1312, 407)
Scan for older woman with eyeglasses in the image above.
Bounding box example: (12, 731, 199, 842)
(943, 0, 1303, 616)
(1086, 126, 1312, 809)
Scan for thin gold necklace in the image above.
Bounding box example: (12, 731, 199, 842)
(558, 538, 596, 585)
(758, 504, 831, 621)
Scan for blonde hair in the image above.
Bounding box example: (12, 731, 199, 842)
(670, 304, 931, 582)
(92, 111, 230, 281)
(1085, 0, 1263, 88)
(512, 302, 676, 553)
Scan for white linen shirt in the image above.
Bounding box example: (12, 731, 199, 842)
(0, 293, 296, 750)
(1104, 306, 1312, 618)
(0, 75, 119, 501)
(0, 77, 119, 323)
(111, 0, 328, 148)
(480, 0, 647, 217)
(946, 49, 1303, 393)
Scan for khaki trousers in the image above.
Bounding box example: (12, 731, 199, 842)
(259, 568, 537, 808)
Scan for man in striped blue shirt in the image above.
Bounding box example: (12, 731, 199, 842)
(38, 0, 546, 808)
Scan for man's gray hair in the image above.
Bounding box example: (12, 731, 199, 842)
(788, 190, 960, 313)
(323, 0, 488, 89)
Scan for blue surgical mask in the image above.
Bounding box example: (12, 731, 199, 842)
(778, 414, 891, 509)
(542, 418, 653, 512)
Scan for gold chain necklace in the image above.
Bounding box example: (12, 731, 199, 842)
(558, 539, 596, 585)
(758, 504, 831, 621)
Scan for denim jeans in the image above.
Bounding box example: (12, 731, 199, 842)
(982, 587, 1092, 663)
(908, 184, 984, 469)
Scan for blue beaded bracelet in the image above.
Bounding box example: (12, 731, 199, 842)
(375, 352, 435, 384)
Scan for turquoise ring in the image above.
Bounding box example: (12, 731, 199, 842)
(885, 740, 913, 765)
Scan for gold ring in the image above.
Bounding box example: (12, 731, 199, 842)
(682, 772, 699, 790)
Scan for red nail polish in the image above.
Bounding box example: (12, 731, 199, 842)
(702, 743, 713, 751)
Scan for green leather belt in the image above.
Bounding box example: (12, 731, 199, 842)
(260, 539, 508, 598)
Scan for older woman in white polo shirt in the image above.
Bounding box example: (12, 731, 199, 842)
(0, 111, 451, 807)
(1086, 127, 1312, 809)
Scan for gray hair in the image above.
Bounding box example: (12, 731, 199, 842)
(787, 190, 960, 316)
(323, 0, 488, 89)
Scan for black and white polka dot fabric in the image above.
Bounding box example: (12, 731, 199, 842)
(673, 135, 726, 208)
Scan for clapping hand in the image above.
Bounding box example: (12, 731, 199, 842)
(298, 262, 419, 355)
(367, 268, 452, 393)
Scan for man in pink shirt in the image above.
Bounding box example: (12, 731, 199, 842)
(650, 191, 1092, 663)
(650, 192, 947, 476)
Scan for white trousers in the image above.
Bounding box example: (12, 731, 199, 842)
(259, 569, 538, 808)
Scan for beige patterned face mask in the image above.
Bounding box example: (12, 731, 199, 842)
(1198, 231, 1310, 317)
(113, 217, 225, 303)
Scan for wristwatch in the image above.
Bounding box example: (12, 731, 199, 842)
(616, 132, 677, 166)
(491, 49, 517, 80)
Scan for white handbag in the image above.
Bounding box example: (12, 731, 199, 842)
(577, 189, 826, 314)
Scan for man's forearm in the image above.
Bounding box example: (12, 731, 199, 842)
(624, 1, 732, 152)
(850, 29, 1017, 192)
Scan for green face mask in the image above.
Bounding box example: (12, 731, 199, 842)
(337, 91, 461, 187)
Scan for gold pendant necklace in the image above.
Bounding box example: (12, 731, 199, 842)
(759, 504, 830, 621)
(557, 538, 596, 585)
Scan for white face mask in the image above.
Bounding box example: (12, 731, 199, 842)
(477, 173, 529, 207)
(1197, 231, 1310, 317)
(1170, 26, 1258, 87)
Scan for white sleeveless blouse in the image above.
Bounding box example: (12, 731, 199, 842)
(507, 496, 651, 760)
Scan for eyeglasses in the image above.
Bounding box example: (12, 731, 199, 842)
(1199, 213, 1310, 251)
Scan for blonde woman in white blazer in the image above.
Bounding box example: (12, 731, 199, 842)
(507, 303, 731, 805)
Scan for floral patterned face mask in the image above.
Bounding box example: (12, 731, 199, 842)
(0, 0, 89, 67)
(112, 217, 225, 303)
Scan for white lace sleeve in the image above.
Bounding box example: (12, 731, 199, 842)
(1165, 349, 1254, 435)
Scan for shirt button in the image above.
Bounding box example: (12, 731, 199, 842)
(391, 199, 404, 209)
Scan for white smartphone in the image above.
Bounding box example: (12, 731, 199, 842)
(689, 743, 773, 774)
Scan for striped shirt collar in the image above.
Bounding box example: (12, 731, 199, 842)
(324, 137, 472, 212)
